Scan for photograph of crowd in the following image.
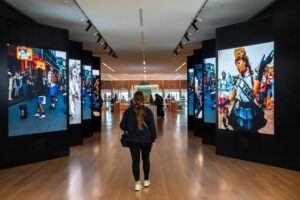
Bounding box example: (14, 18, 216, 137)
(203, 58, 216, 123)
(69, 59, 81, 124)
(82, 65, 92, 120)
(188, 69, 194, 116)
(194, 64, 203, 119)
(218, 42, 274, 134)
(92, 70, 101, 117)
(8, 45, 67, 136)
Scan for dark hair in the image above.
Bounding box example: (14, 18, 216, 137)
(133, 91, 144, 130)
(36, 68, 43, 77)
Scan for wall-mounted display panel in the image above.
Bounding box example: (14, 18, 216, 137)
(69, 59, 81, 124)
(218, 42, 274, 134)
(194, 64, 203, 119)
(82, 65, 92, 120)
(7, 44, 67, 136)
(204, 58, 216, 123)
(92, 69, 100, 117)
(188, 68, 194, 116)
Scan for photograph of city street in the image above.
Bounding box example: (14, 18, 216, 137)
(218, 42, 274, 134)
(69, 59, 81, 124)
(82, 65, 92, 120)
(8, 45, 67, 136)
(204, 58, 216, 123)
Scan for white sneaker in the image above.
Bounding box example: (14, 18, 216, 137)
(34, 112, 40, 117)
(39, 114, 46, 118)
(134, 181, 142, 191)
(144, 180, 151, 187)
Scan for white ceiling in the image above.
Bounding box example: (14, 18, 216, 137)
(5, 0, 275, 80)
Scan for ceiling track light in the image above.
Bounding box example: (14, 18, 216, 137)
(179, 43, 184, 49)
(73, 0, 119, 58)
(96, 34, 102, 43)
(171, 0, 208, 56)
(85, 20, 92, 32)
(103, 43, 108, 50)
(184, 34, 190, 42)
(109, 50, 113, 56)
(191, 21, 199, 31)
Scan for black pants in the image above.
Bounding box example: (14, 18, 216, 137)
(129, 143, 152, 181)
(157, 105, 164, 117)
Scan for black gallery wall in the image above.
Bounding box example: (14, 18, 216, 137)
(215, 9, 300, 170)
(0, 15, 70, 169)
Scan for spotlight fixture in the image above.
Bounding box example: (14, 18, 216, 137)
(103, 43, 108, 50)
(85, 20, 92, 32)
(100, 40, 105, 45)
(96, 34, 102, 43)
(109, 50, 113, 56)
(174, 50, 179, 56)
(179, 43, 184, 49)
(184, 34, 190, 42)
(191, 21, 199, 31)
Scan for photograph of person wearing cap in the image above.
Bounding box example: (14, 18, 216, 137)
(218, 42, 274, 134)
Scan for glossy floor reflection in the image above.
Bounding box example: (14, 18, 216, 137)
(0, 108, 300, 200)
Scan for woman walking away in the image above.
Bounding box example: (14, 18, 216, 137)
(120, 91, 157, 191)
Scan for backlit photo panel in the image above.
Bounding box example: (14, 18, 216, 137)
(92, 70, 101, 116)
(204, 58, 216, 123)
(194, 64, 203, 119)
(69, 59, 82, 124)
(8, 45, 67, 136)
(217, 42, 274, 134)
(82, 65, 92, 120)
(188, 68, 194, 116)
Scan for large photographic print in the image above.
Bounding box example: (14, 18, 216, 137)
(8, 45, 67, 136)
(188, 68, 194, 116)
(82, 65, 92, 120)
(194, 64, 203, 119)
(92, 70, 101, 117)
(204, 58, 216, 123)
(69, 59, 81, 124)
(218, 42, 274, 134)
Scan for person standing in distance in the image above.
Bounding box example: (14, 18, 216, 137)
(120, 91, 157, 191)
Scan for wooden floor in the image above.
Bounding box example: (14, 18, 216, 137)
(1, 109, 300, 200)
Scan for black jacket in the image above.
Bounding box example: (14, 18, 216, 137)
(120, 106, 156, 144)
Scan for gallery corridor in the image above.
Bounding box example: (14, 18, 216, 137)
(0, 109, 300, 200)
